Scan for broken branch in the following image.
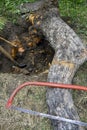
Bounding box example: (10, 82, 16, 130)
(0, 45, 19, 66)
(0, 36, 17, 47)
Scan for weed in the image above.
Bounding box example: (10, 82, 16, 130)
(0, 17, 7, 30)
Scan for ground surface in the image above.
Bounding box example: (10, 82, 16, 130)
(0, 73, 53, 130)
(0, 16, 87, 130)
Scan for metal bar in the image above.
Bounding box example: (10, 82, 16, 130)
(11, 106, 87, 127)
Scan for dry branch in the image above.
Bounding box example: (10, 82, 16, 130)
(0, 45, 19, 66)
(39, 9, 87, 130)
(19, 0, 87, 129)
(0, 36, 17, 47)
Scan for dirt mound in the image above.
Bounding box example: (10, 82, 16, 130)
(0, 17, 54, 74)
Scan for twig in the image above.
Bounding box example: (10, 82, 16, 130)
(0, 45, 19, 66)
(0, 36, 17, 47)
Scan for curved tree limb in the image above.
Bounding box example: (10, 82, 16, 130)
(21, 1, 87, 130)
(39, 8, 87, 130)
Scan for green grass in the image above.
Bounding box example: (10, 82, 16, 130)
(59, 0, 87, 39)
(0, 0, 37, 16)
(0, 0, 37, 29)
(0, 17, 7, 30)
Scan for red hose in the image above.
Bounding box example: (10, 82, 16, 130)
(6, 81, 87, 108)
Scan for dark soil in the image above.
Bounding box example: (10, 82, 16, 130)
(0, 18, 54, 75)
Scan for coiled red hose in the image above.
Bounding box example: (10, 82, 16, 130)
(6, 81, 87, 108)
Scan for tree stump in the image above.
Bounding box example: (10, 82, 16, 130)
(14, 0, 87, 129)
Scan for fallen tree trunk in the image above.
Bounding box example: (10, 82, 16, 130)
(38, 8, 87, 130)
(16, 0, 87, 129)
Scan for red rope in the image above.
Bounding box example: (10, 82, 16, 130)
(6, 81, 87, 108)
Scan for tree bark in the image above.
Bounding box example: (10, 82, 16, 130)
(20, 1, 87, 130)
(39, 8, 87, 130)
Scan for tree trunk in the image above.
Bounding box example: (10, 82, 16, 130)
(40, 9, 87, 130)
(20, 1, 87, 130)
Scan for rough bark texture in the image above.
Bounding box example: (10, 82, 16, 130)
(20, 0, 59, 14)
(20, 0, 44, 14)
(38, 8, 87, 130)
(16, 0, 87, 129)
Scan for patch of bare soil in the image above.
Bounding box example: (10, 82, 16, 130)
(0, 17, 54, 74)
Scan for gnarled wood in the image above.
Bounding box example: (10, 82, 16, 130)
(37, 8, 86, 130)
(20, 0, 59, 14)
(20, 1, 87, 130)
